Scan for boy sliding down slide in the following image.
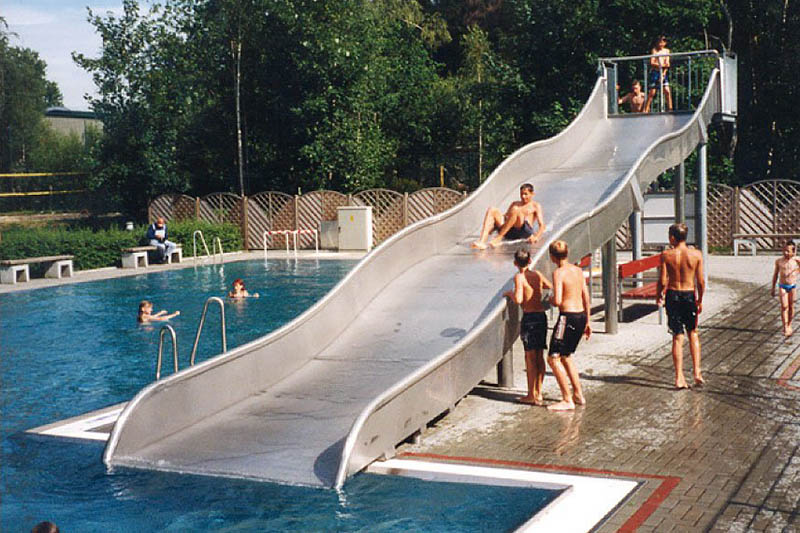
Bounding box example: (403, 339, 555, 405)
(471, 184, 545, 249)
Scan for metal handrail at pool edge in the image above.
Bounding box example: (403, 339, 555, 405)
(190, 296, 227, 366)
(156, 325, 179, 380)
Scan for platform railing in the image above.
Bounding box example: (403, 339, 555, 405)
(600, 50, 719, 115)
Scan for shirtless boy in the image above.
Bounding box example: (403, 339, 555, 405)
(547, 240, 591, 411)
(644, 35, 672, 113)
(504, 249, 552, 405)
(771, 242, 800, 337)
(656, 223, 705, 388)
(471, 183, 545, 249)
(619, 80, 646, 113)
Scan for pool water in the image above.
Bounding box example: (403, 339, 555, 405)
(1, 259, 560, 531)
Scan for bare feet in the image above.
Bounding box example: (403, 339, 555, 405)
(785, 325, 793, 337)
(488, 237, 503, 248)
(574, 394, 586, 406)
(694, 376, 705, 387)
(547, 400, 575, 411)
(517, 395, 543, 406)
(471, 241, 488, 250)
(675, 377, 689, 389)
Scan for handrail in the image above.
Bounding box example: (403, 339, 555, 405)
(155, 325, 179, 380)
(189, 296, 227, 366)
(192, 230, 211, 262)
(212, 237, 224, 264)
(263, 230, 294, 261)
(598, 49, 719, 63)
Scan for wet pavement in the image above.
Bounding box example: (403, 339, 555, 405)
(400, 255, 799, 532)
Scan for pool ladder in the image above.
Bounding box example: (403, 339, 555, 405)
(192, 230, 225, 263)
(155, 296, 227, 380)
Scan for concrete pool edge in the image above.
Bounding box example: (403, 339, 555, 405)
(0, 250, 366, 294)
(366, 457, 643, 533)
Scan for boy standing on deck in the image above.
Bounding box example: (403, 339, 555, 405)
(504, 249, 552, 405)
(656, 223, 705, 389)
(547, 240, 591, 411)
(771, 241, 800, 337)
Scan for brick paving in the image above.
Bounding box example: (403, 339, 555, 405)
(402, 283, 799, 532)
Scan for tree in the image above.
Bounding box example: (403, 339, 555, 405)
(1, 37, 64, 171)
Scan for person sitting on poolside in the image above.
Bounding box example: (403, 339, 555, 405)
(137, 300, 180, 323)
(471, 183, 545, 249)
(228, 278, 259, 299)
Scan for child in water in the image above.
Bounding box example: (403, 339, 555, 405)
(771, 241, 800, 337)
(138, 300, 180, 323)
(228, 278, 259, 299)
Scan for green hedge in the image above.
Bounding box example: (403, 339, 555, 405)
(0, 221, 243, 271)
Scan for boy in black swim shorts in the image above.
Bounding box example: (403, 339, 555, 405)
(504, 249, 552, 405)
(546, 240, 591, 411)
(656, 223, 705, 388)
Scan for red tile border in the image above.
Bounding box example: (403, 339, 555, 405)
(776, 352, 800, 391)
(398, 451, 681, 532)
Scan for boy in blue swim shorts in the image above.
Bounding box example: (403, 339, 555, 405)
(644, 35, 672, 113)
(504, 249, 552, 405)
(771, 241, 800, 337)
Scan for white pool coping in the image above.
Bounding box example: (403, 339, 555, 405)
(27, 403, 126, 442)
(367, 458, 639, 533)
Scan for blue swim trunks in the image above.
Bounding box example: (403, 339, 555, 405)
(504, 220, 534, 241)
(648, 69, 669, 87)
(779, 283, 796, 292)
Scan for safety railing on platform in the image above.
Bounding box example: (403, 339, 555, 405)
(600, 50, 719, 115)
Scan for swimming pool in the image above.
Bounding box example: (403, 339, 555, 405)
(1, 259, 561, 530)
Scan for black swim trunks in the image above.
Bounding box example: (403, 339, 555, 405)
(665, 289, 697, 335)
(504, 220, 534, 241)
(520, 311, 547, 351)
(549, 312, 587, 357)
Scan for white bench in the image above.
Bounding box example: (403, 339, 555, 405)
(121, 245, 182, 268)
(733, 238, 757, 256)
(0, 255, 74, 284)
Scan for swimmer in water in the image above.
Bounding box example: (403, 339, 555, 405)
(228, 278, 259, 299)
(771, 241, 800, 337)
(137, 300, 180, 323)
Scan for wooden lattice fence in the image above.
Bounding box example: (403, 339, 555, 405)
(149, 187, 467, 250)
(708, 184, 735, 248)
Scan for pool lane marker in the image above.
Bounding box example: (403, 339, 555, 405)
(26, 403, 126, 442)
(368, 456, 641, 533)
(394, 452, 681, 533)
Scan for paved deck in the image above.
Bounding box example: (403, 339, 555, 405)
(400, 256, 799, 532)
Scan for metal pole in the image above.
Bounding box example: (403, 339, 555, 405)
(695, 143, 709, 286)
(675, 163, 686, 223)
(602, 237, 618, 334)
(629, 210, 643, 287)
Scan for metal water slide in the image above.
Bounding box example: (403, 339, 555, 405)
(104, 58, 725, 489)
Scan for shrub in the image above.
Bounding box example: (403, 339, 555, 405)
(0, 220, 243, 270)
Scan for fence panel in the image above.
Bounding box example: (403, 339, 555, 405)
(352, 189, 404, 246)
(738, 185, 775, 249)
(199, 193, 244, 228)
(247, 191, 294, 250)
(296, 190, 348, 248)
(407, 187, 465, 224)
(774, 180, 800, 245)
(149, 194, 196, 222)
(707, 184, 734, 249)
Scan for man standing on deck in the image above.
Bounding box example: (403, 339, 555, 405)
(656, 223, 705, 389)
